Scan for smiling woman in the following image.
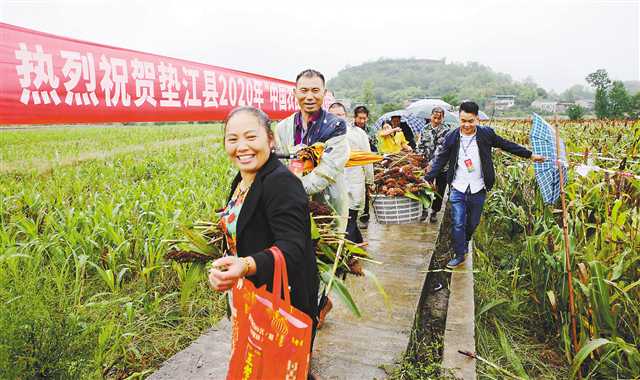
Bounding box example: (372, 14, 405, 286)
(209, 106, 320, 376)
(223, 107, 274, 177)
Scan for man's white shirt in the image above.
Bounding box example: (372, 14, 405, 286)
(451, 132, 485, 194)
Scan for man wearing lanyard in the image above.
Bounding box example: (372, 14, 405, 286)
(275, 69, 349, 233)
(424, 101, 545, 268)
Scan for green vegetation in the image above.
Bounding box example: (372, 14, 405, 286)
(327, 58, 547, 113)
(474, 119, 640, 379)
(586, 69, 640, 119)
(558, 85, 594, 103)
(3, 117, 639, 379)
(0, 124, 231, 378)
(388, 338, 454, 380)
(566, 105, 585, 121)
(0, 123, 221, 168)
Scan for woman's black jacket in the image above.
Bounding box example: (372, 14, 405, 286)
(226, 153, 319, 321)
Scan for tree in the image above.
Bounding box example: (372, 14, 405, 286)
(442, 93, 459, 107)
(585, 69, 611, 91)
(380, 102, 402, 114)
(536, 87, 549, 99)
(327, 58, 552, 113)
(559, 84, 594, 102)
(566, 104, 585, 120)
(516, 85, 538, 106)
(586, 69, 612, 119)
(609, 81, 631, 119)
(629, 92, 640, 119)
(593, 90, 610, 119)
(360, 79, 377, 109)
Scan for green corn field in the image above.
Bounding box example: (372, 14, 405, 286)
(474, 119, 640, 379)
(1, 120, 639, 379)
(1, 124, 231, 378)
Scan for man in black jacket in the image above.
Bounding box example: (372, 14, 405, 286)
(424, 101, 545, 268)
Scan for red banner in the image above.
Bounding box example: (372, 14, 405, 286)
(0, 22, 298, 124)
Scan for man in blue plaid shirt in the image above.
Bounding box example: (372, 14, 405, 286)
(419, 106, 452, 223)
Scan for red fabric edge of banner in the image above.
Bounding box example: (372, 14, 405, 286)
(0, 22, 295, 87)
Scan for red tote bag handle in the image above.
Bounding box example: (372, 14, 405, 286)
(267, 246, 291, 311)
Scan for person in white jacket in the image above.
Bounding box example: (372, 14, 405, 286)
(275, 69, 350, 233)
(328, 102, 374, 243)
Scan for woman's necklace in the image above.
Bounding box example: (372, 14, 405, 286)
(237, 178, 254, 195)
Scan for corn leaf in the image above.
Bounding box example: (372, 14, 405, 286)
(570, 338, 611, 379)
(362, 269, 390, 309)
(319, 267, 361, 318)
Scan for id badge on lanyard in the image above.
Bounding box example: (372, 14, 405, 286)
(464, 158, 475, 173)
(461, 135, 477, 173)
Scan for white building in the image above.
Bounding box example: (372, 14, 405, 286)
(491, 95, 516, 110)
(575, 99, 595, 110)
(531, 99, 558, 113)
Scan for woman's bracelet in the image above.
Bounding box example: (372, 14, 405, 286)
(240, 257, 251, 277)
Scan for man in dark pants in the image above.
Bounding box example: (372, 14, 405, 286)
(424, 101, 545, 268)
(353, 105, 374, 227)
(328, 102, 373, 244)
(419, 106, 452, 223)
(354, 105, 376, 152)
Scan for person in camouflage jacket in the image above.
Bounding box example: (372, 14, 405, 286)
(418, 107, 452, 223)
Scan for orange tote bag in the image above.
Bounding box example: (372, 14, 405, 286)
(226, 246, 313, 380)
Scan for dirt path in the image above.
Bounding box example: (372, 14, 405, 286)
(0, 134, 221, 175)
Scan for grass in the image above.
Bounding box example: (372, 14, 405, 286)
(0, 123, 222, 166)
(0, 125, 233, 378)
(473, 236, 569, 379)
(387, 337, 455, 380)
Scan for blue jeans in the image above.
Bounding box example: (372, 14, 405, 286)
(449, 188, 486, 256)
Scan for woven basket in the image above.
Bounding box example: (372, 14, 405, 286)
(372, 195, 423, 224)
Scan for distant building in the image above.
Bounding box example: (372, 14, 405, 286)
(575, 99, 595, 110)
(531, 100, 588, 114)
(531, 99, 558, 113)
(557, 102, 574, 113)
(490, 95, 516, 110)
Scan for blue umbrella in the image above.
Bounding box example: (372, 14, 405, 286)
(530, 113, 567, 204)
(372, 110, 427, 136)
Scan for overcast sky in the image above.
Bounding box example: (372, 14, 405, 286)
(1, 0, 638, 92)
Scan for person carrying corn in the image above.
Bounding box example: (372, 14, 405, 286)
(327, 102, 374, 244)
(275, 69, 350, 233)
(275, 69, 350, 332)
